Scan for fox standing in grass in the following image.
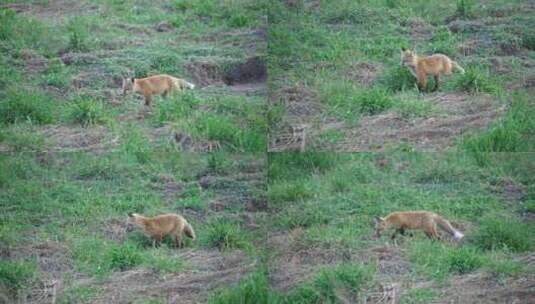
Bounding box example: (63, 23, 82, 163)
(122, 74, 195, 106)
(401, 48, 465, 92)
(127, 212, 196, 248)
(374, 211, 464, 241)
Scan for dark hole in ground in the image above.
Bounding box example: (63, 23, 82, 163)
(223, 56, 267, 86)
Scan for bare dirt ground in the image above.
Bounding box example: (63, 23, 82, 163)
(268, 229, 535, 303)
(269, 89, 506, 151)
(77, 249, 255, 304)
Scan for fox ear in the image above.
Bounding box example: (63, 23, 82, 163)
(373, 216, 382, 224)
(128, 212, 134, 217)
(130, 78, 135, 83)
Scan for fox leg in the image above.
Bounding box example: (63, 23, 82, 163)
(144, 94, 152, 106)
(391, 228, 403, 240)
(433, 75, 440, 91)
(162, 90, 168, 98)
(399, 228, 413, 237)
(417, 73, 427, 92)
(152, 235, 163, 247)
(174, 234, 183, 248)
(425, 225, 439, 240)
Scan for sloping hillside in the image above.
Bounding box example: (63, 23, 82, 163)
(268, 0, 535, 152)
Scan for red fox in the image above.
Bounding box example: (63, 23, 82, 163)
(373, 211, 464, 241)
(401, 48, 465, 92)
(122, 74, 195, 106)
(127, 212, 196, 247)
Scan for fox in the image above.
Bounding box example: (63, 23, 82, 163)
(400, 48, 465, 92)
(373, 211, 464, 241)
(127, 212, 196, 248)
(122, 74, 195, 106)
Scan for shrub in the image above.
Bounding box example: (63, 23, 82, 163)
(462, 95, 534, 152)
(107, 244, 143, 271)
(203, 219, 248, 250)
(522, 32, 535, 50)
(121, 126, 151, 164)
(207, 152, 232, 174)
(276, 204, 330, 229)
(67, 97, 108, 126)
(154, 92, 199, 124)
(284, 263, 374, 303)
(410, 241, 484, 281)
(197, 114, 239, 144)
(453, 66, 501, 94)
(0, 260, 37, 296)
(268, 152, 339, 181)
(267, 181, 312, 204)
(67, 17, 89, 52)
(446, 247, 484, 274)
(0, 89, 56, 125)
(378, 65, 417, 92)
(472, 215, 533, 252)
(352, 88, 394, 115)
(456, 0, 476, 19)
(209, 271, 271, 304)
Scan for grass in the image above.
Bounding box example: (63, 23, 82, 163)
(1, 0, 534, 303)
(471, 214, 534, 252)
(462, 93, 535, 153)
(0, 88, 57, 125)
(266, 151, 533, 297)
(202, 218, 250, 251)
(67, 96, 110, 126)
(208, 271, 272, 304)
(452, 66, 502, 94)
(0, 260, 37, 297)
(282, 263, 375, 304)
(268, 0, 533, 150)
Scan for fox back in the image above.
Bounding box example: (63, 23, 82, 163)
(128, 213, 191, 238)
(122, 74, 194, 96)
(374, 211, 463, 240)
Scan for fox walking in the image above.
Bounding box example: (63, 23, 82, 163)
(127, 213, 196, 248)
(122, 74, 195, 106)
(374, 211, 464, 241)
(400, 48, 465, 92)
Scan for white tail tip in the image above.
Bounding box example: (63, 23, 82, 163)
(453, 231, 464, 240)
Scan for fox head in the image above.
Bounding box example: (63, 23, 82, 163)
(400, 48, 417, 67)
(373, 216, 388, 238)
(126, 212, 140, 232)
(122, 77, 135, 96)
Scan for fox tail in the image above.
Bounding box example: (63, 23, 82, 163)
(174, 78, 195, 90)
(452, 61, 465, 74)
(183, 222, 196, 239)
(435, 216, 464, 240)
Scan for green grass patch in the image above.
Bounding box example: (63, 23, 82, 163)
(282, 263, 375, 304)
(378, 65, 417, 92)
(0, 260, 37, 297)
(0, 88, 57, 125)
(67, 97, 110, 127)
(452, 66, 501, 94)
(462, 94, 535, 153)
(471, 215, 534, 252)
(409, 241, 484, 281)
(321, 82, 394, 120)
(202, 218, 250, 251)
(208, 271, 271, 304)
(394, 96, 436, 119)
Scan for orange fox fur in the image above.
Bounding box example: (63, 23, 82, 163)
(374, 211, 464, 241)
(401, 48, 465, 92)
(122, 74, 195, 106)
(127, 212, 196, 247)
